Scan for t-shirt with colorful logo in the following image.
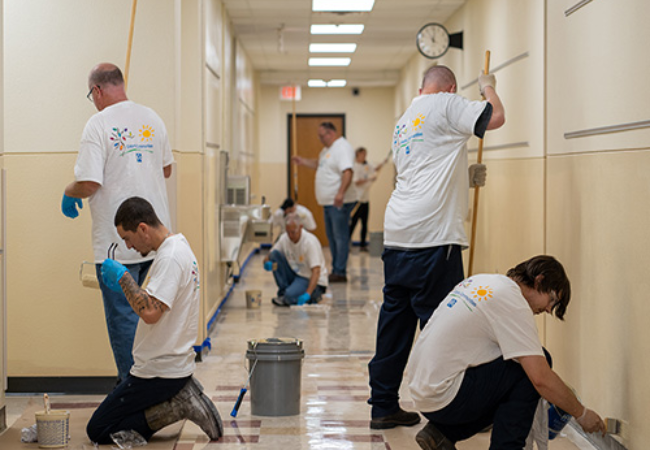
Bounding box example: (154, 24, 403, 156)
(272, 229, 329, 287)
(384, 93, 487, 248)
(315, 136, 356, 206)
(131, 234, 200, 379)
(74, 100, 174, 263)
(353, 161, 376, 203)
(406, 274, 544, 412)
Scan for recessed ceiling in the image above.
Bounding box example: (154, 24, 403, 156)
(221, 0, 466, 87)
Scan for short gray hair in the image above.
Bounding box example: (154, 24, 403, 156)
(284, 213, 302, 228)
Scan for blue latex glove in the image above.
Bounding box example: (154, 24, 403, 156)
(61, 194, 83, 218)
(264, 261, 274, 271)
(297, 292, 310, 306)
(101, 258, 128, 292)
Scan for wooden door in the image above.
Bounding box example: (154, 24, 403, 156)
(288, 114, 345, 246)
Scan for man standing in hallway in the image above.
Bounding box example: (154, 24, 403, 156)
(407, 255, 606, 449)
(350, 146, 386, 251)
(87, 197, 222, 444)
(264, 214, 328, 306)
(293, 122, 356, 282)
(368, 65, 505, 429)
(61, 63, 174, 385)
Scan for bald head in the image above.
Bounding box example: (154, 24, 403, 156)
(87, 63, 128, 111)
(420, 65, 457, 95)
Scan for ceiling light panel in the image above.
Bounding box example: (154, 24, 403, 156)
(327, 79, 347, 87)
(310, 24, 365, 35)
(312, 0, 375, 12)
(308, 79, 328, 87)
(309, 43, 357, 53)
(308, 57, 352, 67)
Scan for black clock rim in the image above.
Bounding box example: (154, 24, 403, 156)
(416, 22, 450, 60)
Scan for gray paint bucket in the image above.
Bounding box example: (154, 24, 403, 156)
(247, 338, 304, 416)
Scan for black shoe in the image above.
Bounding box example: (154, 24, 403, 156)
(272, 296, 289, 307)
(328, 273, 348, 283)
(370, 408, 421, 429)
(415, 422, 456, 450)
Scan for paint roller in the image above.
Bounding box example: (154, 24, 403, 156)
(230, 342, 259, 417)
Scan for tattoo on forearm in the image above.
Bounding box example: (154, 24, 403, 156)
(119, 274, 165, 316)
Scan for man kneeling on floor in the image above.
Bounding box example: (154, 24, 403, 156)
(87, 197, 222, 444)
(264, 214, 328, 306)
(406, 255, 606, 450)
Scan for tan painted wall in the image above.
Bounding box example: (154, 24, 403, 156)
(2, 0, 255, 378)
(546, 1, 650, 446)
(257, 86, 396, 237)
(397, 0, 644, 446)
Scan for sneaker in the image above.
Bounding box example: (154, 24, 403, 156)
(272, 296, 289, 307)
(328, 273, 348, 283)
(415, 422, 456, 450)
(370, 408, 421, 430)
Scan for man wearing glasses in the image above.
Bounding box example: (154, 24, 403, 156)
(406, 255, 606, 449)
(61, 63, 174, 386)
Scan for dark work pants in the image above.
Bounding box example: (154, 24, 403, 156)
(423, 350, 552, 449)
(368, 245, 464, 418)
(349, 201, 369, 246)
(86, 374, 189, 445)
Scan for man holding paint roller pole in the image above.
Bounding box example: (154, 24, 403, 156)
(61, 63, 174, 385)
(292, 122, 356, 283)
(264, 214, 328, 307)
(368, 65, 505, 429)
(86, 197, 223, 444)
(407, 255, 606, 449)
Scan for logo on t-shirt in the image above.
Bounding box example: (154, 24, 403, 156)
(192, 261, 200, 291)
(471, 285, 493, 302)
(110, 127, 134, 152)
(393, 114, 426, 157)
(110, 125, 155, 157)
(139, 125, 155, 142)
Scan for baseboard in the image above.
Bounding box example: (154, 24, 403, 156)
(7, 377, 116, 395)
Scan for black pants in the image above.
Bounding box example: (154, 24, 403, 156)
(349, 201, 369, 246)
(423, 350, 552, 449)
(86, 374, 190, 444)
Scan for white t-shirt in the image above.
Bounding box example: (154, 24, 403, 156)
(384, 93, 487, 248)
(353, 161, 376, 203)
(314, 136, 356, 206)
(130, 234, 200, 379)
(271, 229, 329, 287)
(271, 204, 317, 231)
(406, 274, 544, 412)
(74, 101, 174, 263)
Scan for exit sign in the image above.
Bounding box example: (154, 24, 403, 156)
(280, 85, 301, 101)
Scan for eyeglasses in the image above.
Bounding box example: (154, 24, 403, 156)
(549, 291, 560, 310)
(86, 85, 99, 102)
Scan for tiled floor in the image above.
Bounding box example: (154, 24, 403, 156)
(5, 246, 584, 449)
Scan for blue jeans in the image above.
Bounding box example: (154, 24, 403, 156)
(96, 260, 153, 383)
(323, 202, 356, 276)
(86, 374, 189, 444)
(422, 350, 552, 449)
(368, 245, 464, 418)
(268, 250, 324, 305)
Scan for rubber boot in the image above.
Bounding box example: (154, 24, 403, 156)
(145, 377, 223, 440)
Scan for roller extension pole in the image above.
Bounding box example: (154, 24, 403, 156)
(124, 0, 138, 91)
(467, 50, 491, 277)
(291, 85, 299, 201)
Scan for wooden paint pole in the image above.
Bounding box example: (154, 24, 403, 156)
(467, 50, 491, 277)
(124, 0, 138, 90)
(291, 84, 299, 201)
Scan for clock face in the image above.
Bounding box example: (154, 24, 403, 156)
(416, 23, 450, 59)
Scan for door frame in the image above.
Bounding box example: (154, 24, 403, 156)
(286, 113, 346, 199)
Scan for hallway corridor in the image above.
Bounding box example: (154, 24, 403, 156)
(6, 247, 584, 449)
